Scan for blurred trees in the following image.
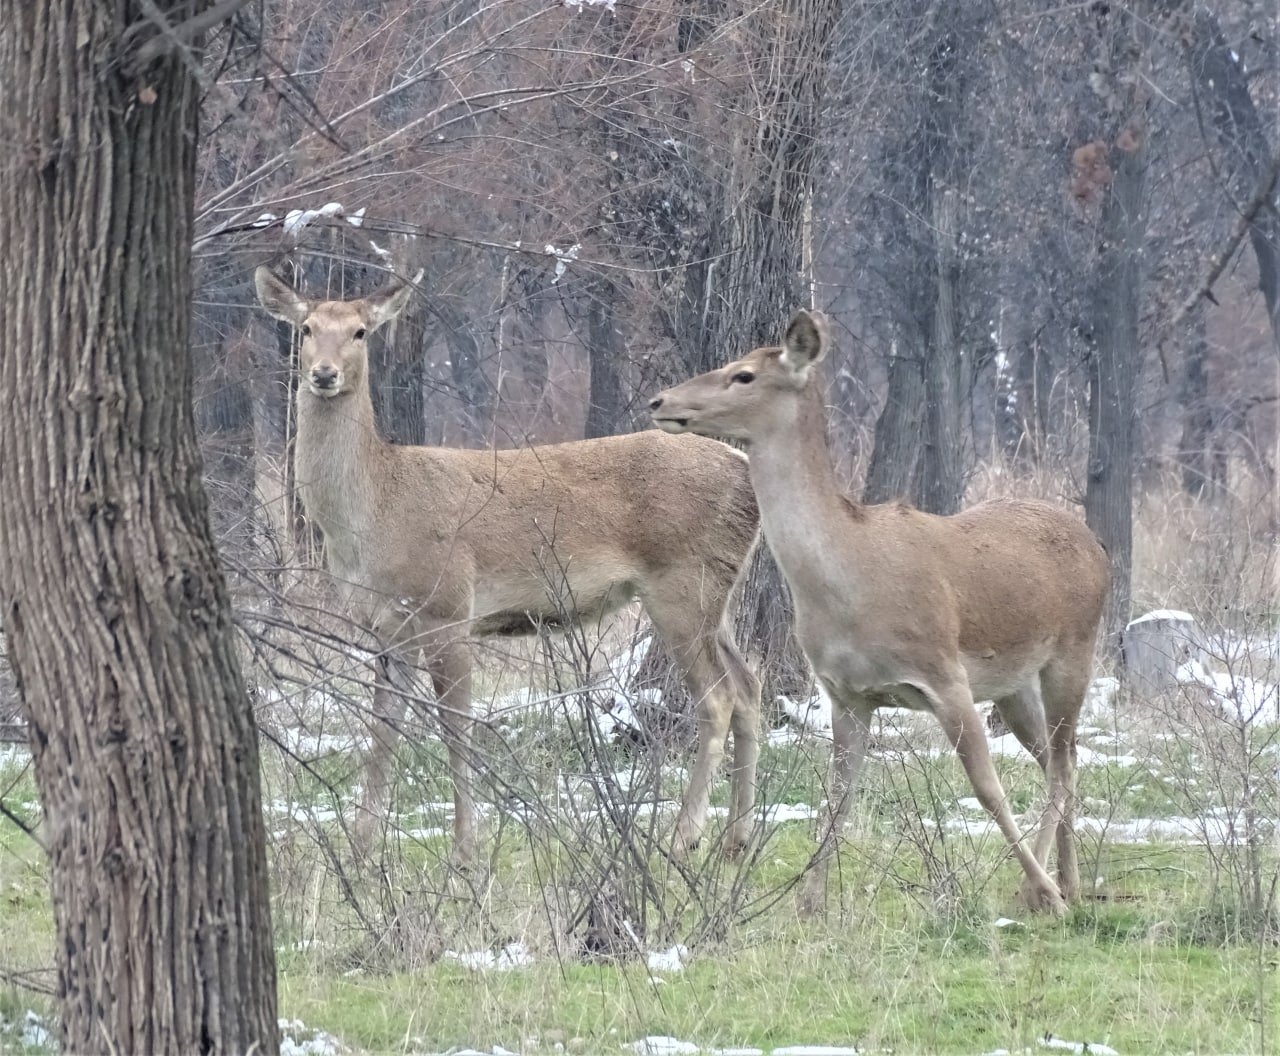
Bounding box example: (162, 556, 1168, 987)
(189, 0, 1277, 661)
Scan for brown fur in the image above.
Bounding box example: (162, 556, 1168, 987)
(650, 309, 1110, 914)
(255, 268, 762, 864)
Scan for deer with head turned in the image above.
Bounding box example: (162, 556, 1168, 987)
(649, 310, 1109, 914)
(255, 267, 762, 865)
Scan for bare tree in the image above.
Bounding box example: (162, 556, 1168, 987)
(1081, 10, 1154, 648)
(0, 3, 278, 1051)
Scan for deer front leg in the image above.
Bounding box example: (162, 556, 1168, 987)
(724, 637, 762, 858)
(428, 642, 477, 869)
(799, 694, 871, 916)
(354, 646, 416, 855)
(673, 680, 734, 860)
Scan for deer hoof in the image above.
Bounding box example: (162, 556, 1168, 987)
(1018, 878, 1068, 917)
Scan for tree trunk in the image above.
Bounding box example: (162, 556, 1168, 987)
(1179, 313, 1214, 499)
(1086, 128, 1150, 652)
(864, 342, 925, 502)
(1178, 4, 1280, 345)
(585, 279, 629, 439)
(372, 306, 428, 446)
(863, 10, 983, 509)
(0, 4, 279, 1052)
(917, 187, 964, 514)
(662, 0, 844, 700)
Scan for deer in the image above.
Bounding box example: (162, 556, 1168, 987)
(254, 267, 762, 866)
(648, 309, 1110, 915)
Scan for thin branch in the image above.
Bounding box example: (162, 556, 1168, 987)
(1169, 154, 1280, 333)
(130, 0, 251, 68)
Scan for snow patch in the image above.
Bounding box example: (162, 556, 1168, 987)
(1038, 1034, 1118, 1056)
(646, 944, 689, 974)
(444, 941, 534, 972)
(631, 1039, 699, 1055)
(1128, 609, 1194, 626)
(279, 1018, 342, 1056)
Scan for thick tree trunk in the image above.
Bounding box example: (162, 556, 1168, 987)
(372, 306, 428, 446)
(585, 279, 629, 439)
(662, 0, 844, 700)
(864, 11, 982, 510)
(917, 187, 964, 514)
(864, 343, 925, 502)
(1086, 130, 1150, 652)
(0, 4, 278, 1052)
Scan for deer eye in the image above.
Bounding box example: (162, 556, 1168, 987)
(300, 324, 312, 338)
(731, 371, 755, 384)
(354, 328, 367, 341)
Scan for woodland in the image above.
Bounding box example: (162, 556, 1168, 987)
(0, 1, 1277, 1053)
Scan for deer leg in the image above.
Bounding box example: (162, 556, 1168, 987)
(721, 630, 762, 858)
(799, 692, 871, 916)
(671, 645, 734, 860)
(993, 687, 1057, 869)
(1040, 658, 1089, 903)
(926, 677, 1066, 915)
(355, 644, 418, 854)
(427, 641, 477, 868)
(641, 585, 740, 860)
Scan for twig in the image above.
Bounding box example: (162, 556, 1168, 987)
(1170, 154, 1280, 333)
(0, 966, 56, 997)
(130, 0, 251, 69)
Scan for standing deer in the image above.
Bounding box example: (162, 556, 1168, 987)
(255, 267, 761, 864)
(649, 310, 1109, 914)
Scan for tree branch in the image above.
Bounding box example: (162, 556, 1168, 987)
(1170, 153, 1280, 333)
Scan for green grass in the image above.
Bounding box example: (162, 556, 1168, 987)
(272, 894, 1274, 1055)
(0, 731, 1276, 1055)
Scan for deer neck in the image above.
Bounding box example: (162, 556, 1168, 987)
(746, 382, 862, 598)
(294, 383, 383, 565)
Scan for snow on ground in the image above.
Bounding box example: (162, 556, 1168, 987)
(0, 742, 31, 767)
(646, 944, 690, 974)
(444, 941, 536, 972)
(279, 1018, 343, 1056)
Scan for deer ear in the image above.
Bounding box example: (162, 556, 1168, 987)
(780, 309, 830, 372)
(254, 267, 310, 325)
(365, 269, 423, 331)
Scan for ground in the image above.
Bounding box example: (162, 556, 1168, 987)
(0, 623, 1276, 1055)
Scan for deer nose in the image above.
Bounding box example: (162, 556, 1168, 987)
(311, 364, 338, 388)
(649, 395, 663, 411)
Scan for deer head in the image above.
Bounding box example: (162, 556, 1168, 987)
(254, 267, 422, 398)
(649, 309, 831, 442)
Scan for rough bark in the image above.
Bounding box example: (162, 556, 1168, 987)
(0, 3, 278, 1052)
(371, 305, 428, 446)
(584, 279, 629, 439)
(917, 187, 964, 514)
(1086, 125, 1151, 652)
(863, 343, 925, 502)
(664, 0, 844, 700)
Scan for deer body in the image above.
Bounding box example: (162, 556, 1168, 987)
(650, 311, 1109, 914)
(258, 268, 762, 864)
